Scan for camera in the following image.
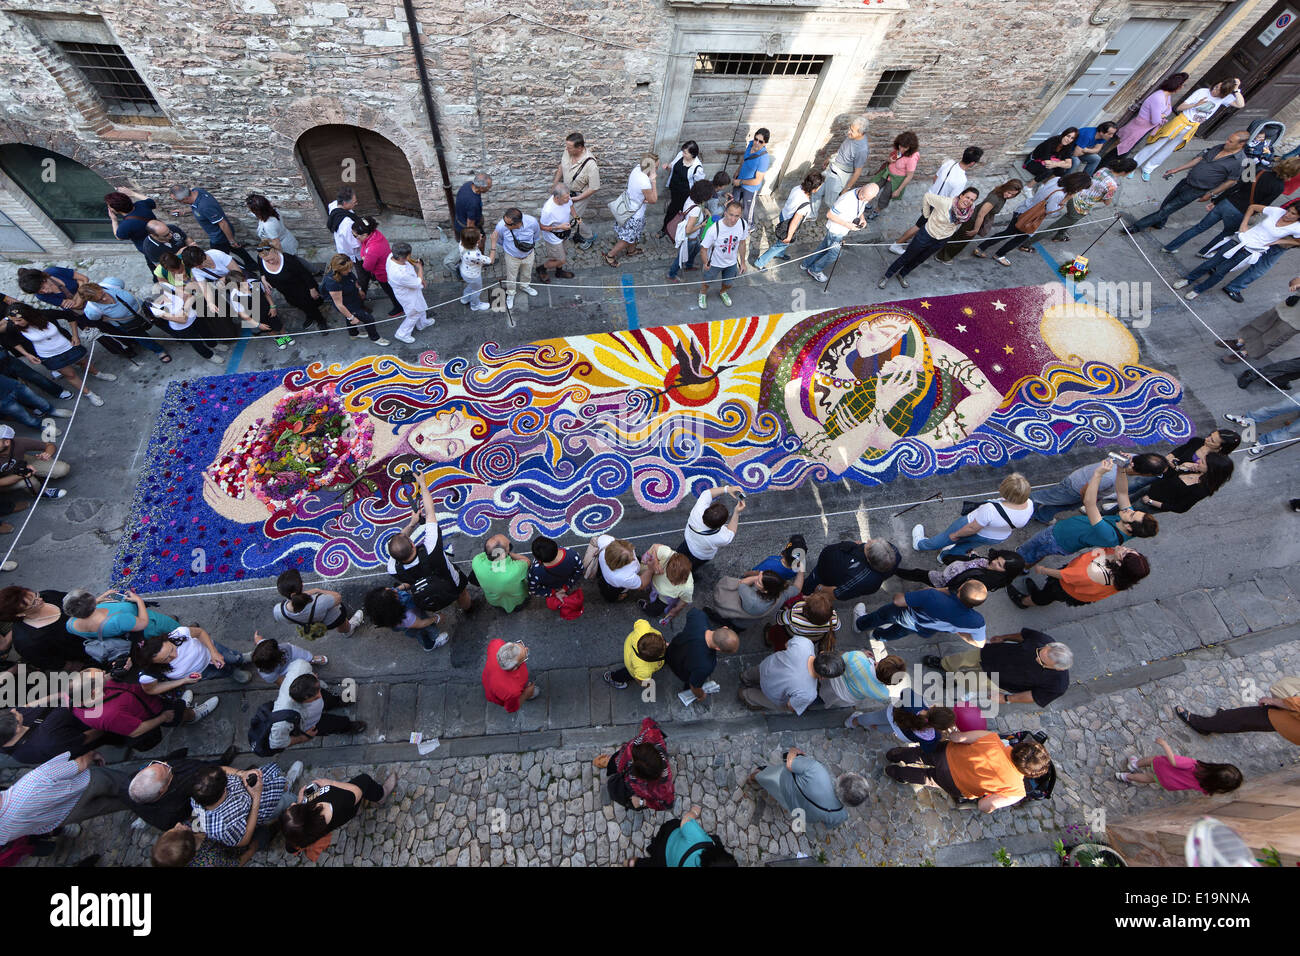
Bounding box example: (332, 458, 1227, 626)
(0, 459, 33, 480)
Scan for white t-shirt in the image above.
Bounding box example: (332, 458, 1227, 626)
(193, 249, 236, 282)
(386, 256, 423, 298)
(1013, 180, 1070, 217)
(968, 499, 1035, 542)
(157, 290, 198, 332)
(21, 323, 73, 359)
(1181, 88, 1238, 124)
(595, 534, 642, 590)
(539, 197, 572, 245)
(626, 167, 652, 208)
(459, 248, 492, 280)
(138, 627, 211, 685)
(780, 186, 813, 222)
(328, 201, 362, 260)
(683, 488, 736, 561)
(1237, 206, 1300, 251)
(930, 160, 967, 198)
(701, 218, 749, 267)
(825, 189, 870, 238)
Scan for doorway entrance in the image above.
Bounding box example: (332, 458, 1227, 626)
(1027, 18, 1177, 145)
(1199, 1, 1300, 136)
(0, 143, 115, 243)
(296, 125, 423, 218)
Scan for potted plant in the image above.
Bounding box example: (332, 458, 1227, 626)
(1053, 825, 1127, 867)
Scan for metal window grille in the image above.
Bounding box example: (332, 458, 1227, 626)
(693, 53, 828, 77)
(867, 69, 912, 108)
(55, 41, 163, 116)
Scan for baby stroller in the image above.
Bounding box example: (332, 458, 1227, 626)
(1244, 119, 1286, 169)
(953, 729, 1056, 808)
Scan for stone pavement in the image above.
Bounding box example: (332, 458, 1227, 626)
(20, 625, 1300, 867)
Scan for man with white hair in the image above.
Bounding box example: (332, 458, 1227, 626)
(818, 115, 871, 212)
(482, 638, 538, 712)
(802, 537, 899, 600)
(126, 749, 235, 830)
(746, 747, 867, 827)
(536, 185, 576, 283)
(923, 628, 1072, 708)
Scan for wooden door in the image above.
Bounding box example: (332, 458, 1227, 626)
(1200, 1, 1300, 135)
(297, 125, 423, 218)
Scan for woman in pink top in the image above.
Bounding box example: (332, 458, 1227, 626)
(866, 131, 919, 220)
(1115, 74, 1187, 155)
(1115, 735, 1241, 794)
(351, 215, 403, 316)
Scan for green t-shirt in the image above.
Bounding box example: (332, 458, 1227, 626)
(1052, 514, 1126, 553)
(471, 553, 529, 613)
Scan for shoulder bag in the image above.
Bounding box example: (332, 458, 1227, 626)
(607, 190, 645, 228)
(1015, 190, 1064, 234)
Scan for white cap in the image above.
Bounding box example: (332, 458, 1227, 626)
(0, 425, 14, 441)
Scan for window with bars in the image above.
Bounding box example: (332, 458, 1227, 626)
(55, 41, 163, 117)
(867, 69, 912, 108)
(694, 52, 828, 77)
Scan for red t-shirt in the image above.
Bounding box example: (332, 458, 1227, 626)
(482, 638, 529, 712)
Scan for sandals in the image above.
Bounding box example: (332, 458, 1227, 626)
(1174, 705, 1209, 736)
(1018, 245, 1035, 253)
(995, 256, 1012, 267)
(971, 249, 989, 259)
(159, 352, 173, 363)
(602, 252, 619, 268)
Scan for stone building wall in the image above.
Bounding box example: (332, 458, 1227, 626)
(0, 0, 1275, 251)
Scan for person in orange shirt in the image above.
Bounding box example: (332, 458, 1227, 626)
(884, 729, 1050, 813)
(1007, 546, 1149, 609)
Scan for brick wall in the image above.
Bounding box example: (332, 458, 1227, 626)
(0, 0, 1271, 248)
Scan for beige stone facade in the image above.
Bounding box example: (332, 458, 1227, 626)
(0, 0, 1277, 252)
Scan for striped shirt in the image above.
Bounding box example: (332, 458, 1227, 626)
(821, 650, 893, 707)
(192, 764, 287, 846)
(779, 600, 840, 643)
(0, 751, 88, 844)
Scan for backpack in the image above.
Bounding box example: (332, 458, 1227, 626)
(394, 538, 463, 613)
(326, 206, 357, 235)
(247, 700, 303, 757)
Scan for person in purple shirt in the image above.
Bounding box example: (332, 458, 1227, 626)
(852, 581, 989, 647)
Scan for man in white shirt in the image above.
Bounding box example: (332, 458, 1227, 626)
(537, 185, 576, 283)
(801, 183, 878, 283)
(1175, 202, 1300, 299)
(326, 187, 362, 261)
(889, 146, 984, 253)
(677, 482, 745, 569)
(266, 662, 364, 752)
(488, 207, 543, 309)
(697, 200, 750, 310)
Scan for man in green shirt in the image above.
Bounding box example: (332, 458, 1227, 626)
(469, 535, 531, 613)
(1016, 458, 1159, 567)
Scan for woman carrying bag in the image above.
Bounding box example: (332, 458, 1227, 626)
(660, 141, 704, 238)
(974, 172, 1091, 265)
(603, 153, 659, 267)
(936, 180, 1023, 263)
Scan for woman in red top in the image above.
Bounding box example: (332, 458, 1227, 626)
(351, 216, 403, 317)
(1007, 546, 1149, 609)
(592, 717, 674, 810)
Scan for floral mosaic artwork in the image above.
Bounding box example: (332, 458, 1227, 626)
(115, 284, 1192, 592)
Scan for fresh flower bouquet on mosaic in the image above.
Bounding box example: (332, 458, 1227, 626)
(213, 384, 374, 510)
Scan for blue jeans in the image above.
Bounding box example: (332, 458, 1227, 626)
(754, 240, 791, 268)
(0, 356, 63, 399)
(1016, 527, 1069, 567)
(667, 239, 700, 278)
(1032, 476, 1156, 522)
(1186, 246, 1254, 293)
(915, 515, 998, 555)
(1224, 244, 1289, 296)
(885, 228, 946, 278)
(1077, 152, 1102, 177)
(201, 640, 247, 679)
(1248, 395, 1300, 445)
(1162, 200, 1244, 252)
(1132, 180, 1202, 231)
(0, 379, 53, 429)
(804, 233, 845, 274)
(854, 602, 936, 640)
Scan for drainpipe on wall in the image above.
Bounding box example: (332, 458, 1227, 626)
(402, 0, 458, 227)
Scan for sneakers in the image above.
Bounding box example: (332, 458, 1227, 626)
(845, 711, 864, 729)
(1223, 412, 1254, 427)
(506, 294, 515, 309)
(521, 285, 538, 297)
(192, 696, 219, 721)
(1140, 169, 1151, 182)
(373, 338, 391, 347)
(1184, 290, 1198, 300)
(603, 670, 628, 690)
(698, 293, 707, 309)
(182, 690, 194, 707)
(394, 332, 416, 344)
(275, 336, 294, 349)
(911, 523, 925, 550)
(719, 291, 732, 307)
(896, 274, 909, 289)
(1171, 278, 1189, 289)
(1160, 246, 1175, 254)
(1247, 444, 1264, 457)
(131, 817, 149, 830)
(888, 243, 906, 255)
(57, 390, 73, 400)
(1223, 288, 1244, 303)
(1127, 755, 1141, 772)
(877, 277, 888, 289)
(348, 608, 365, 631)
(229, 666, 251, 684)
(40, 488, 67, 499)
(471, 301, 491, 311)
(805, 267, 828, 282)
(431, 632, 449, 650)
(1, 561, 15, 572)
(852, 601, 867, 633)
(208, 355, 225, 366)
(285, 761, 304, 790)
(92, 371, 117, 382)
(86, 392, 104, 407)
(1115, 772, 1132, 783)
(52, 409, 72, 418)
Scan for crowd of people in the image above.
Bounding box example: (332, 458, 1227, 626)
(0, 74, 1297, 868)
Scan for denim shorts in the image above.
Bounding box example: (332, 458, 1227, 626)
(704, 263, 739, 282)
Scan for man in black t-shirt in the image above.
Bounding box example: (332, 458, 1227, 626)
(664, 608, 739, 703)
(127, 753, 233, 830)
(0, 706, 99, 765)
(923, 628, 1071, 708)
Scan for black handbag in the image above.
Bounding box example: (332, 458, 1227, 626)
(508, 228, 535, 253)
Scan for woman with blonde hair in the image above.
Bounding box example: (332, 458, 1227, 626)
(911, 473, 1035, 559)
(585, 533, 652, 602)
(603, 153, 659, 267)
(320, 254, 390, 347)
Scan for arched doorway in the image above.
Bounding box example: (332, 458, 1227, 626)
(0, 144, 116, 242)
(296, 125, 423, 218)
